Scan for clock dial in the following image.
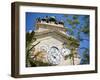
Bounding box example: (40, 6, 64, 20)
(47, 46, 61, 65)
(39, 44, 48, 52)
(61, 48, 71, 57)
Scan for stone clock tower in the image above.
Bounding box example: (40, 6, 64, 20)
(31, 16, 81, 66)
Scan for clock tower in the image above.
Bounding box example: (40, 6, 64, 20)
(31, 16, 80, 66)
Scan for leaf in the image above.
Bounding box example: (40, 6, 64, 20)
(67, 28, 74, 35)
(72, 25, 76, 29)
(81, 25, 89, 35)
(73, 15, 78, 20)
(80, 48, 89, 64)
(67, 18, 73, 25)
(72, 19, 80, 25)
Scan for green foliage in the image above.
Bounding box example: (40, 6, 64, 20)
(65, 15, 89, 65)
(26, 31, 50, 67)
(67, 28, 74, 35)
(66, 15, 80, 26)
(26, 31, 36, 47)
(81, 25, 89, 35)
(67, 36, 80, 48)
(81, 49, 89, 64)
(66, 15, 89, 37)
(28, 59, 51, 67)
(66, 15, 80, 37)
(72, 19, 80, 25)
(67, 18, 73, 25)
(64, 48, 77, 65)
(73, 15, 78, 20)
(72, 25, 76, 29)
(26, 31, 36, 67)
(81, 15, 89, 36)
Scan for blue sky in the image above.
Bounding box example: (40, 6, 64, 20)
(26, 12, 90, 62)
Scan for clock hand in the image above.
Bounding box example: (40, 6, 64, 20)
(53, 55, 56, 59)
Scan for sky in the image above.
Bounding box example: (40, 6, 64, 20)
(26, 12, 90, 63)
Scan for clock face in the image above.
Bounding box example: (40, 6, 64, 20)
(39, 44, 48, 52)
(61, 48, 71, 56)
(47, 46, 61, 65)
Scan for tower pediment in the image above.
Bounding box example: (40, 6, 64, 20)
(34, 30, 79, 48)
